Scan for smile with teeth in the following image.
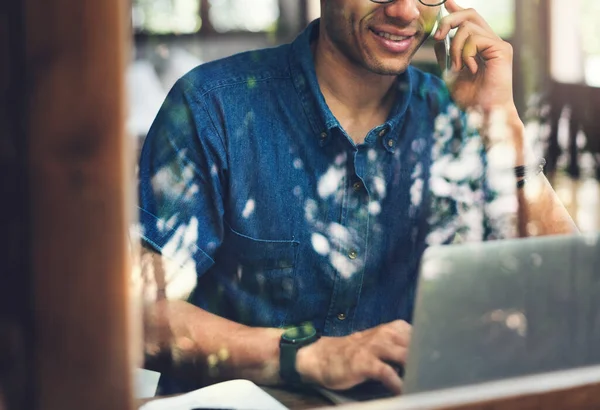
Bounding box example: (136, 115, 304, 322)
(372, 30, 412, 41)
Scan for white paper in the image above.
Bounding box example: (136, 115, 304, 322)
(139, 379, 288, 410)
(135, 369, 161, 399)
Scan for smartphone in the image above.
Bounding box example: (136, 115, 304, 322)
(435, 8, 453, 82)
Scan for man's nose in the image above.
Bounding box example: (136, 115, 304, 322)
(382, 0, 421, 22)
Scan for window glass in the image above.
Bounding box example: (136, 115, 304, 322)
(551, 0, 600, 86)
(457, 0, 515, 39)
(580, 0, 600, 86)
(132, 0, 280, 35)
(132, 0, 202, 35)
(208, 0, 280, 33)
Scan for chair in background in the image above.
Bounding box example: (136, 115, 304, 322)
(545, 83, 600, 179)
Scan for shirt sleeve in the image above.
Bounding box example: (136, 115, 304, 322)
(138, 77, 228, 279)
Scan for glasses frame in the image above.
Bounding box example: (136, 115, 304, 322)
(370, 0, 448, 6)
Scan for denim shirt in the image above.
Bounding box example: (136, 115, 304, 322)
(138, 20, 515, 379)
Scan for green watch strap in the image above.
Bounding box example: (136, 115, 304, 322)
(279, 341, 303, 384)
(279, 324, 320, 385)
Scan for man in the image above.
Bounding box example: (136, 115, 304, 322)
(138, 0, 576, 396)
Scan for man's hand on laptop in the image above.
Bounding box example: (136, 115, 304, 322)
(295, 320, 411, 395)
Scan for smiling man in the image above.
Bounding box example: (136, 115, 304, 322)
(138, 0, 576, 396)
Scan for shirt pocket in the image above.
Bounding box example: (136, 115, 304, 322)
(225, 227, 300, 326)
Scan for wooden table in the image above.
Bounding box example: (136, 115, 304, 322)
(261, 386, 333, 409)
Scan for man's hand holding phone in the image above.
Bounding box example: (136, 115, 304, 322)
(432, 0, 516, 117)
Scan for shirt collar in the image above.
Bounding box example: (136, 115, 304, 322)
(288, 19, 414, 148)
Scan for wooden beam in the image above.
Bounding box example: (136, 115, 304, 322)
(23, 0, 134, 408)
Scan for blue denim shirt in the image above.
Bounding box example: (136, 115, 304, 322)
(139, 20, 514, 390)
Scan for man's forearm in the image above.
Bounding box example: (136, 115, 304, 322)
(517, 174, 579, 236)
(503, 110, 578, 236)
(144, 299, 285, 386)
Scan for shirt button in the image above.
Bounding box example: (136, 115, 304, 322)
(379, 128, 388, 137)
(337, 313, 347, 321)
(352, 181, 363, 192)
(320, 132, 328, 140)
(387, 139, 395, 148)
(348, 249, 358, 260)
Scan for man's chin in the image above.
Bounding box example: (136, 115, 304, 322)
(368, 63, 410, 76)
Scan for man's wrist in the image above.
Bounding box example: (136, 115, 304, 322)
(295, 339, 320, 384)
(229, 326, 285, 385)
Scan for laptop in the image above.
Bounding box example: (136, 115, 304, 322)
(319, 233, 600, 402)
(404, 233, 600, 394)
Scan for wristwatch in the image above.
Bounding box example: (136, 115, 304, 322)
(279, 323, 320, 384)
(515, 157, 546, 189)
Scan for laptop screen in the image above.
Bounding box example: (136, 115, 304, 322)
(404, 234, 600, 394)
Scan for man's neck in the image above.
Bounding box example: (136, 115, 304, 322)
(312, 35, 399, 143)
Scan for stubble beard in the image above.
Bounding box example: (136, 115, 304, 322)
(328, 17, 427, 77)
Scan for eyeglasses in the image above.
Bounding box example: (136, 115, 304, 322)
(370, 0, 447, 6)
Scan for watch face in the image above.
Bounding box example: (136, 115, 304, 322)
(282, 323, 317, 344)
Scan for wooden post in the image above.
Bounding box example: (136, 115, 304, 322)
(24, 0, 134, 408)
(514, 0, 552, 114)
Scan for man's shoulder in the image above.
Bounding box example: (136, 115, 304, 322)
(176, 44, 292, 96)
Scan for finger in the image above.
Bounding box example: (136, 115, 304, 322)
(461, 34, 511, 75)
(372, 342, 409, 365)
(364, 361, 403, 395)
(390, 320, 412, 334)
(386, 329, 411, 348)
(450, 21, 496, 71)
(462, 35, 481, 75)
(443, 0, 464, 13)
(384, 321, 412, 348)
(434, 7, 495, 41)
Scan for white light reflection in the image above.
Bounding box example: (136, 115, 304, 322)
(327, 223, 352, 247)
(318, 166, 345, 198)
(148, 217, 200, 301)
(421, 257, 452, 281)
(330, 251, 359, 279)
(368, 201, 382, 216)
(410, 178, 424, 208)
(242, 199, 255, 219)
(530, 252, 543, 267)
(311, 233, 331, 256)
